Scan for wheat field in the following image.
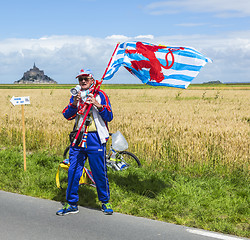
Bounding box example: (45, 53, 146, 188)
(0, 88, 249, 171)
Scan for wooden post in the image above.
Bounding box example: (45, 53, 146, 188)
(10, 96, 30, 171)
(21, 105, 27, 171)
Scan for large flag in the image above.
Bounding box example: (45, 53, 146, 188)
(103, 41, 212, 89)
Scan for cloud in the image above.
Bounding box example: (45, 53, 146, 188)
(105, 35, 130, 40)
(0, 32, 250, 84)
(135, 35, 154, 39)
(175, 23, 207, 27)
(145, 0, 250, 18)
(106, 35, 154, 40)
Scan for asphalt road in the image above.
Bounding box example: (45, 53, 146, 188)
(0, 190, 248, 240)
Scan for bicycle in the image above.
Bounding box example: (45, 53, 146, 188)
(62, 131, 141, 171)
(105, 133, 141, 170)
(56, 131, 141, 189)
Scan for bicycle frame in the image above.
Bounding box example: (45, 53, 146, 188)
(106, 144, 132, 171)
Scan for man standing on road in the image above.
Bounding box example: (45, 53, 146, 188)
(56, 69, 113, 216)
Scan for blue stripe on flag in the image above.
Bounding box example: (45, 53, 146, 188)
(158, 59, 202, 72)
(125, 42, 137, 48)
(129, 67, 194, 83)
(177, 50, 210, 62)
(126, 53, 149, 61)
(163, 74, 194, 82)
(156, 46, 210, 61)
(147, 81, 187, 89)
(117, 49, 125, 55)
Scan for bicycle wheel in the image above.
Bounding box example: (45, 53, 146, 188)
(63, 145, 70, 159)
(116, 151, 141, 168)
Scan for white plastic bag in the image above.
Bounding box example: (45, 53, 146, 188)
(111, 131, 128, 151)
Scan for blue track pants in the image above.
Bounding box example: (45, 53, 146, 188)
(66, 132, 110, 205)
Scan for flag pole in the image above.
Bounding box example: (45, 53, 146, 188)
(72, 42, 120, 147)
(101, 42, 120, 80)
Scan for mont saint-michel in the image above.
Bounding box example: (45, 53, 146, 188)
(14, 64, 57, 84)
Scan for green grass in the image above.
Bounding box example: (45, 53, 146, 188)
(0, 146, 249, 238)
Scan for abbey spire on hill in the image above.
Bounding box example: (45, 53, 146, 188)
(14, 63, 57, 84)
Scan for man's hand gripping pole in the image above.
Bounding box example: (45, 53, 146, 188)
(71, 42, 120, 147)
(71, 80, 102, 147)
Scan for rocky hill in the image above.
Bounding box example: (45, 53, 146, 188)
(14, 64, 57, 84)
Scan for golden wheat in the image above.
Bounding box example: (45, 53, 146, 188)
(0, 88, 249, 170)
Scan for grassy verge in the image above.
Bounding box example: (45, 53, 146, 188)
(0, 146, 249, 238)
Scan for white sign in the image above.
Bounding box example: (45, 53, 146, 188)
(10, 96, 30, 106)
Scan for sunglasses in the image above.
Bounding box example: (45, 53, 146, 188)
(78, 77, 93, 82)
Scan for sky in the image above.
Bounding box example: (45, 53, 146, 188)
(0, 0, 250, 84)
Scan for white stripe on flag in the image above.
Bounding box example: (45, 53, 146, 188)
(161, 68, 199, 78)
(155, 51, 208, 67)
(154, 78, 190, 88)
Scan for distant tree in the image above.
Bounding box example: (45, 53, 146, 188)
(203, 80, 222, 84)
